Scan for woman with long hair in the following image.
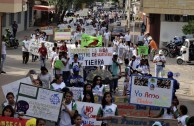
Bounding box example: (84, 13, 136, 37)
(92, 76, 105, 96)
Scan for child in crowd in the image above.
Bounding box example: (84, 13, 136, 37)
(177, 105, 190, 126)
(50, 75, 66, 91)
(36, 118, 46, 126)
(2, 105, 15, 117)
(73, 114, 83, 126)
(92, 76, 105, 96)
(2, 92, 16, 110)
(97, 92, 118, 126)
(60, 91, 77, 126)
(82, 91, 94, 103)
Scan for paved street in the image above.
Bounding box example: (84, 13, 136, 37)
(0, 27, 194, 117)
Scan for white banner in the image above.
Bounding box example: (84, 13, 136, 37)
(16, 83, 63, 122)
(76, 101, 101, 126)
(130, 76, 173, 108)
(1, 77, 32, 100)
(69, 47, 113, 66)
(41, 26, 54, 35)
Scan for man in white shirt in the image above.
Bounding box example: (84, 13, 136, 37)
(104, 30, 110, 47)
(124, 31, 131, 45)
(153, 50, 166, 77)
(1, 36, 6, 74)
(22, 36, 30, 64)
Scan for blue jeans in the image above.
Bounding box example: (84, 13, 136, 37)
(110, 78, 118, 92)
(155, 65, 163, 77)
(1, 54, 6, 71)
(40, 56, 46, 67)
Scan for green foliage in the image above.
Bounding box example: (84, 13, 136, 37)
(182, 20, 194, 35)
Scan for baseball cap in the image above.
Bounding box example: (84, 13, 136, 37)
(159, 50, 164, 55)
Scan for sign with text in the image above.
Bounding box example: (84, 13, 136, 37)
(16, 83, 63, 122)
(137, 46, 149, 55)
(130, 76, 173, 107)
(68, 87, 83, 100)
(2, 77, 32, 100)
(54, 28, 71, 40)
(69, 47, 113, 66)
(0, 116, 28, 126)
(76, 101, 101, 126)
(41, 26, 54, 35)
(108, 116, 177, 126)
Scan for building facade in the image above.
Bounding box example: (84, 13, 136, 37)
(141, 0, 194, 47)
(0, 0, 34, 35)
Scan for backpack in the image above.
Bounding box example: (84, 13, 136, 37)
(54, 60, 64, 70)
(71, 101, 79, 125)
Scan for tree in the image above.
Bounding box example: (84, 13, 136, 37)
(182, 20, 194, 35)
(48, 0, 74, 23)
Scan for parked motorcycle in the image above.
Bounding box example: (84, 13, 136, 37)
(162, 42, 181, 58)
(4, 29, 19, 49)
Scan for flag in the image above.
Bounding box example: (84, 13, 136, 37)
(81, 34, 102, 48)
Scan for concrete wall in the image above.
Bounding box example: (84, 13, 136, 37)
(0, 0, 26, 13)
(142, 0, 194, 15)
(159, 21, 187, 48)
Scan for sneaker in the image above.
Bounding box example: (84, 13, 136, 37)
(1, 71, 6, 74)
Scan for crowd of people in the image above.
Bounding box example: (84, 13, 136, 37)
(1, 9, 194, 126)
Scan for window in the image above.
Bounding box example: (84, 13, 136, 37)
(2, 13, 6, 27)
(9, 13, 14, 26)
(17, 12, 21, 24)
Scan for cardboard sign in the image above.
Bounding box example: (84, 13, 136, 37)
(130, 76, 173, 108)
(108, 116, 177, 126)
(137, 46, 149, 55)
(1, 77, 32, 100)
(54, 28, 71, 40)
(76, 101, 102, 126)
(68, 87, 83, 100)
(69, 47, 113, 66)
(16, 83, 63, 122)
(81, 34, 102, 48)
(0, 116, 28, 126)
(28, 40, 54, 58)
(41, 26, 54, 35)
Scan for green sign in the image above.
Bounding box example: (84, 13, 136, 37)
(138, 46, 149, 55)
(81, 34, 102, 48)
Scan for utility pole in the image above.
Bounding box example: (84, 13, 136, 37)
(0, 13, 2, 73)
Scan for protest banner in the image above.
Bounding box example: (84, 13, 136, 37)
(69, 47, 113, 66)
(76, 101, 102, 126)
(1, 77, 32, 100)
(130, 75, 173, 108)
(0, 116, 28, 126)
(108, 116, 177, 126)
(81, 34, 102, 48)
(28, 40, 54, 58)
(41, 26, 54, 35)
(68, 87, 83, 100)
(137, 46, 149, 55)
(16, 83, 63, 122)
(94, 96, 161, 117)
(54, 28, 71, 40)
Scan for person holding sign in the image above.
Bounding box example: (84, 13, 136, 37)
(2, 92, 16, 110)
(60, 91, 78, 126)
(96, 92, 118, 126)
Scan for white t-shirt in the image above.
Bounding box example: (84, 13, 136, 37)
(153, 55, 166, 66)
(129, 60, 139, 70)
(1, 41, 6, 54)
(177, 115, 189, 126)
(60, 101, 76, 126)
(51, 82, 66, 91)
(104, 32, 110, 40)
(61, 58, 70, 72)
(137, 65, 149, 74)
(93, 85, 105, 96)
(137, 35, 144, 41)
(124, 34, 131, 41)
(102, 103, 117, 123)
(22, 40, 30, 52)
